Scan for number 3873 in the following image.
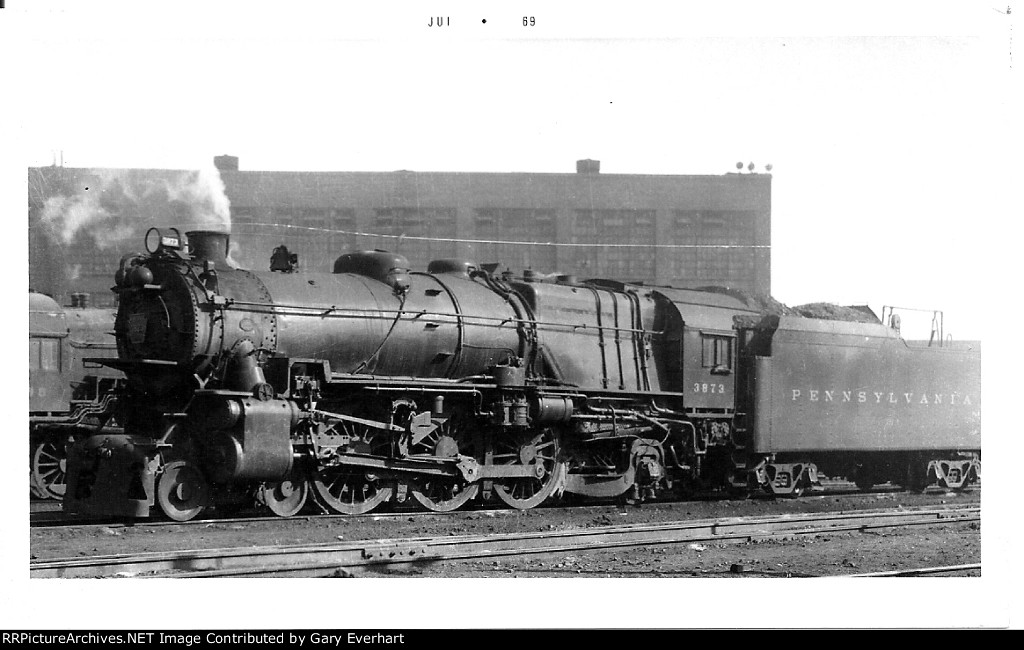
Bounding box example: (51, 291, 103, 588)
(693, 383, 726, 393)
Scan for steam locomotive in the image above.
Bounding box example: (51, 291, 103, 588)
(63, 229, 981, 521)
(29, 292, 122, 500)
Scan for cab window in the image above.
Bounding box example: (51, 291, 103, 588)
(30, 338, 61, 371)
(701, 335, 732, 371)
(29, 338, 40, 370)
(41, 339, 60, 371)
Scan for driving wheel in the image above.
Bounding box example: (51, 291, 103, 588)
(310, 466, 393, 515)
(491, 428, 564, 510)
(409, 410, 480, 512)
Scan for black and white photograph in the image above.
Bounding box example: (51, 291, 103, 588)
(4, 0, 1017, 632)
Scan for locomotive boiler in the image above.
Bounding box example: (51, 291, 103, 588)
(64, 228, 981, 521)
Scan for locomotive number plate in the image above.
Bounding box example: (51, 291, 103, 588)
(128, 313, 147, 345)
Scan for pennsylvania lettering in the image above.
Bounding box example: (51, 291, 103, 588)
(790, 389, 976, 406)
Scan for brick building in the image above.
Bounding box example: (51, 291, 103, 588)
(28, 158, 771, 307)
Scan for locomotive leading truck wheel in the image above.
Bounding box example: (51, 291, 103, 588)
(259, 472, 310, 517)
(156, 461, 210, 521)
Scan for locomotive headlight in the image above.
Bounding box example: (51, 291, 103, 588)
(144, 227, 186, 254)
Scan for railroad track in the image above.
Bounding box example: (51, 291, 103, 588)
(847, 563, 981, 577)
(29, 502, 561, 530)
(30, 481, 976, 530)
(31, 504, 979, 578)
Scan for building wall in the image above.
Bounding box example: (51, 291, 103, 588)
(28, 162, 771, 307)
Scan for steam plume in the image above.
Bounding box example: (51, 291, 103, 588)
(39, 166, 232, 251)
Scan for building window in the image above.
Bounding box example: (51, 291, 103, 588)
(572, 209, 655, 280)
(473, 208, 557, 272)
(375, 207, 457, 265)
(234, 208, 357, 271)
(672, 211, 756, 288)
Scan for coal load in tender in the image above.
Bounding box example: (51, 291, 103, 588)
(718, 290, 879, 329)
(792, 302, 880, 324)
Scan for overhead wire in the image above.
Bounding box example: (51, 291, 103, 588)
(221, 221, 771, 250)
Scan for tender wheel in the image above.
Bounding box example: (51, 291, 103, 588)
(724, 466, 752, 500)
(156, 461, 209, 522)
(853, 465, 874, 491)
(491, 428, 565, 510)
(311, 467, 393, 515)
(259, 473, 309, 517)
(32, 435, 75, 500)
(408, 409, 479, 512)
(901, 459, 929, 493)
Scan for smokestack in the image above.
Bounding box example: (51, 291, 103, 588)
(187, 230, 232, 267)
(213, 155, 239, 172)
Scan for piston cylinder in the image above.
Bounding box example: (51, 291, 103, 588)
(204, 398, 300, 483)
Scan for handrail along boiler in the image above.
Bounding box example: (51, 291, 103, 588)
(64, 228, 981, 520)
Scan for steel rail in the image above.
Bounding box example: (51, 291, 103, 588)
(29, 505, 516, 530)
(29, 482, 979, 530)
(31, 505, 979, 578)
(845, 563, 982, 577)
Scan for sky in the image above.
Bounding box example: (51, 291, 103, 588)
(7, 2, 1017, 341)
(2, 0, 1020, 631)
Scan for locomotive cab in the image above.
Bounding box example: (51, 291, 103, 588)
(29, 292, 70, 413)
(648, 288, 754, 414)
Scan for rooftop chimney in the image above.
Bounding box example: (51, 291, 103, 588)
(576, 159, 600, 174)
(213, 155, 239, 172)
